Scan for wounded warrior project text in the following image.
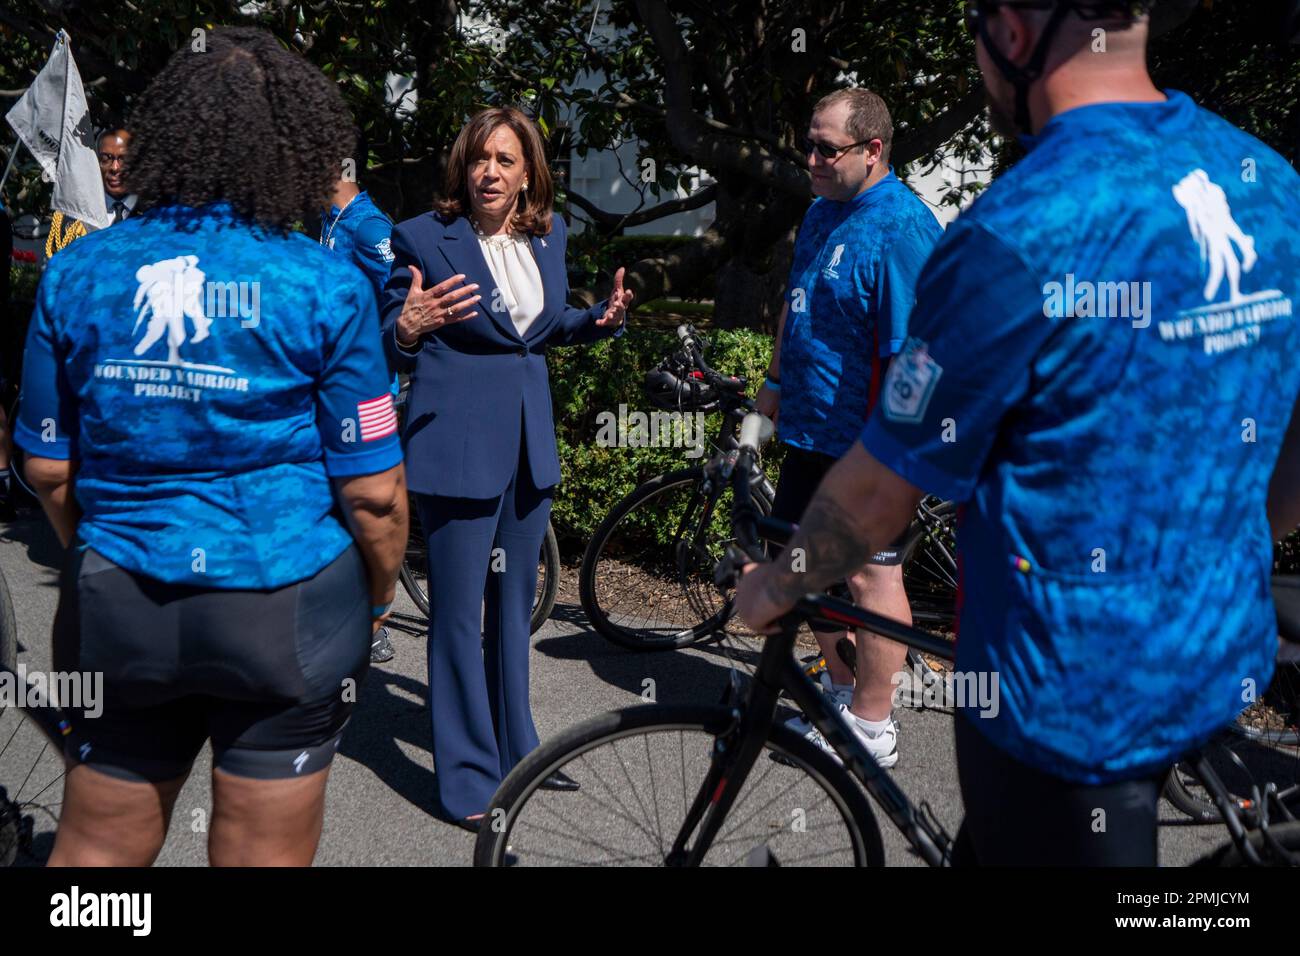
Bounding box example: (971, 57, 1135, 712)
(94, 363, 250, 402)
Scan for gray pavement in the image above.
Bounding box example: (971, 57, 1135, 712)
(0, 508, 1232, 866)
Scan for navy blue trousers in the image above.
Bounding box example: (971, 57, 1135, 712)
(415, 458, 553, 820)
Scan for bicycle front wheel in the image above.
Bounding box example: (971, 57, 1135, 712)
(474, 704, 883, 867)
(579, 468, 769, 651)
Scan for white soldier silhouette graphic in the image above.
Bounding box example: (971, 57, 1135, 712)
(825, 243, 846, 274)
(1172, 169, 1258, 304)
(132, 255, 213, 364)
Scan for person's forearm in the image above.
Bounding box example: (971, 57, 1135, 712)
(337, 474, 408, 606)
(1268, 396, 1300, 540)
(26, 456, 80, 548)
(758, 444, 916, 607)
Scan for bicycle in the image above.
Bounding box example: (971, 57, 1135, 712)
(578, 325, 959, 654)
(383, 380, 561, 635)
(475, 412, 1300, 867)
(0, 562, 68, 866)
(1163, 576, 1300, 825)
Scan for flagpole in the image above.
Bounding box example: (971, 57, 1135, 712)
(0, 134, 21, 195)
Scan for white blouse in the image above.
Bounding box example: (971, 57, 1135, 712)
(475, 231, 545, 337)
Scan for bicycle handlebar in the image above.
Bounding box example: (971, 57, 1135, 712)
(673, 324, 746, 396)
(717, 413, 955, 661)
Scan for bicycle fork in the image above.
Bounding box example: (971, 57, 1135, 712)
(665, 638, 792, 866)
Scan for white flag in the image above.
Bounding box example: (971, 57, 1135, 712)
(5, 30, 111, 230)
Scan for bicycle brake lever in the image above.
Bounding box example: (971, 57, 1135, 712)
(715, 544, 749, 590)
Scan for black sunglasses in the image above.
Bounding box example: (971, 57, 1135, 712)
(802, 136, 877, 160)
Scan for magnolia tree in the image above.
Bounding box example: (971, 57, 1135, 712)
(2, 0, 1296, 328)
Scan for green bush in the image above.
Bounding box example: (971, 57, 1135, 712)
(548, 325, 776, 554)
(546, 324, 1300, 576)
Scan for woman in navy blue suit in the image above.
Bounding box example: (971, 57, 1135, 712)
(380, 107, 633, 828)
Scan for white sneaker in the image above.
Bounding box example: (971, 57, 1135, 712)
(785, 671, 853, 736)
(805, 705, 899, 770)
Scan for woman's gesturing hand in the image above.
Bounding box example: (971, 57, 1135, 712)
(395, 266, 481, 347)
(596, 267, 635, 328)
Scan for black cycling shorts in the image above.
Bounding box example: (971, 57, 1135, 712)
(52, 544, 370, 782)
(770, 444, 908, 633)
(949, 712, 1167, 866)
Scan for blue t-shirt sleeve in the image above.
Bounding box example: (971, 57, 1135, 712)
(14, 263, 77, 460)
(875, 215, 942, 358)
(351, 214, 395, 308)
(315, 273, 404, 478)
(860, 219, 1053, 502)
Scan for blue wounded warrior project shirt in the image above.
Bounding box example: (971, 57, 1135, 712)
(16, 202, 403, 589)
(862, 91, 1300, 783)
(780, 169, 942, 458)
(319, 190, 394, 301)
(320, 190, 398, 394)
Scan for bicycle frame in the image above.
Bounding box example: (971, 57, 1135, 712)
(691, 412, 1297, 868)
(669, 605, 957, 866)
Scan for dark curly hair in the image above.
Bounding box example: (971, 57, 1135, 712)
(126, 27, 356, 233)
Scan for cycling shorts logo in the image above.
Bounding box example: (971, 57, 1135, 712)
(883, 337, 942, 425)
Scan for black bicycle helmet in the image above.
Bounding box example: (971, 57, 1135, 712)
(972, 1, 1154, 132)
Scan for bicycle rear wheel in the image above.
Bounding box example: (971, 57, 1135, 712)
(901, 498, 958, 631)
(400, 491, 559, 635)
(1163, 657, 1300, 823)
(474, 704, 883, 867)
(1198, 821, 1300, 866)
(580, 468, 769, 651)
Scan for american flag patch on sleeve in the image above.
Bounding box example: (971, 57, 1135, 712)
(357, 394, 398, 442)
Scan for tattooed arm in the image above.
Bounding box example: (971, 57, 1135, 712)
(734, 441, 923, 633)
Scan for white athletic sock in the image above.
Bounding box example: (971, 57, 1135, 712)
(853, 714, 893, 736)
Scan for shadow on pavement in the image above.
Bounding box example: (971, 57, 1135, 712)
(0, 508, 65, 575)
(336, 666, 442, 820)
(533, 599, 777, 710)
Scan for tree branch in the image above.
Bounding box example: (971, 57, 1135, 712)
(564, 182, 717, 230)
(632, 0, 810, 198)
(892, 83, 986, 168)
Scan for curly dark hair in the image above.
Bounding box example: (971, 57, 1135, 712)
(126, 26, 357, 232)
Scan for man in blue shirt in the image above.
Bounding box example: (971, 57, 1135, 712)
(321, 173, 400, 662)
(320, 178, 395, 302)
(737, 1, 1300, 864)
(755, 87, 941, 767)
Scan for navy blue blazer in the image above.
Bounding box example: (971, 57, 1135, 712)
(380, 212, 617, 499)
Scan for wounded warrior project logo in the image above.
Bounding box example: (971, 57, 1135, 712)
(1163, 169, 1292, 355)
(92, 255, 253, 402)
(823, 243, 846, 279)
